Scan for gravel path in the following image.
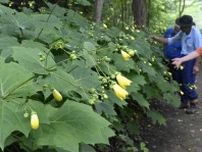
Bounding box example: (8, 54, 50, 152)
(142, 70, 202, 152)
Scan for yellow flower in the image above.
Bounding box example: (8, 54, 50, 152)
(112, 83, 129, 101)
(116, 73, 132, 89)
(121, 50, 131, 61)
(53, 89, 63, 102)
(30, 112, 39, 130)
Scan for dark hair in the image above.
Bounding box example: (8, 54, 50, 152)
(175, 18, 180, 26)
(179, 15, 193, 26)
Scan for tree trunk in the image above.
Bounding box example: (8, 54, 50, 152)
(178, 0, 186, 17)
(94, 0, 104, 23)
(132, 0, 148, 28)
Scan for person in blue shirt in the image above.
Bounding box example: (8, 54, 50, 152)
(152, 15, 202, 114)
(163, 18, 181, 83)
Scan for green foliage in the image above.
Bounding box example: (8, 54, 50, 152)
(0, 3, 181, 152)
(0, 100, 30, 149)
(147, 110, 166, 125)
(28, 100, 114, 152)
(74, 0, 91, 6)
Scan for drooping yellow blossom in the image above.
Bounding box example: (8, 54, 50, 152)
(30, 112, 39, 130)
(121, 50, 131, 61)
(116, 73, 132, 89)
(53, 89, 63, 102)
(112, 83, 129, 101)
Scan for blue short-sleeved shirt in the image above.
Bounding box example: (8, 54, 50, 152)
(168, 26, 202, 55)
(164, 28, 181, 59)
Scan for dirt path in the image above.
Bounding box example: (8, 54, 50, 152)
(142, 71, 202, 152)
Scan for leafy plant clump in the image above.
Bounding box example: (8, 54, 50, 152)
(0, 2, 180, 152)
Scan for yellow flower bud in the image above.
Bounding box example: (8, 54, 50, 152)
(121, 50, 131, 61)
(116, 73, 132, 89)
(128, 50, 135, 56)
(103, 23, 108, 29)
(112, 83, 129, 101)
(130, 36, 135, 40)
(30, 112, 39, 130)
(53, 89, 63, 102)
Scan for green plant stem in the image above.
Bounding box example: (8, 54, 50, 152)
(35, 0, 61, 40)
(3, 76, 35, 99)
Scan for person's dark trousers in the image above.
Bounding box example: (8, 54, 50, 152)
(167, 61, 181, 83)
(180, 56, 198, 105)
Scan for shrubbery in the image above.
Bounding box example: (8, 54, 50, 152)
(0, 3, 180, 151)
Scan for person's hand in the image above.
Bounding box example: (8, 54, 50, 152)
(150, 35, 157, 40)
(172, 58, 183, 69)
(193, 64, 200, 75)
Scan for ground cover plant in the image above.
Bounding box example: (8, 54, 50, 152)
(0, 2, 180, 151)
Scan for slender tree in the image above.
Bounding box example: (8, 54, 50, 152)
(178, 0, 185, 16)
(132, 0, 148, 28)
(94, 0, 104, 23)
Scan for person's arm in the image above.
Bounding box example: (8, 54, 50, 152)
(152, 29, 181, 44)
(172, 47, 202, 68)
(193, 57, 201, 74)
(168, 31, 182, 43)
(152, 36, 168, 44)
(193, 29, 202, 74)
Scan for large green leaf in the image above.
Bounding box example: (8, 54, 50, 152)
(131, 92, 150, 109)
(70, 64, 101, 89)
(0, 5, 16, 15)
(65, 10, 90, 29)
(21, 40, 47, 50)
(95, 102, 116, 116)
(137, 61, 157, 77)
(0, 61, 37, 149)
(28, 100, 114, 152)
(142, 84, 161, 99)
(112, 53, 135, 72)
(163, 93, 180, 107)
(0, 61, 34, 98)
(80, 144, 96, 152)
(83, 41, 96, 51)
(74, 0, 91, 6)
(31, 14, 63, 33)
(82, 49, 97, 68)
(44, 68, 80, 96)
(0, 36, 19, 50)
(0, 0, 9, 3)
(31, 14, 63, 41)
(146, 110, 166, 125)
(0, 99, 30, 150)
(12, 46, 56, 74)
(128, 74, 146, 93)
